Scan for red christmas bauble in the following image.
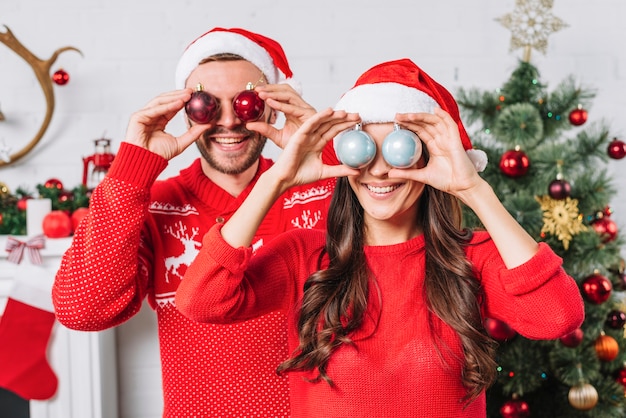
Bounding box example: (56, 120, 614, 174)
(560, 328, 584, 348)
(185, 89, 219, 124)
(592, 217, 618, 243)
(44, 178, 64, 190)
(615, 368, 626, 387)
(52, 69, 70, 85)
(71, 207, 89, 232)
(569, 107, 588, 126)
(499, 149, 530, 177)
(595, 334, 619, 361)
(17, 196, 31, 211)
(582, 273, 612, 304)
(605, 310, 626, 329)
(232, 90, 265, 122)
(42, 210, 73, 238)
(499, 399, 530, 418)
(484, 317, 517, 341)
(548, 179, 571, 200)
(607, 138, 626, 159)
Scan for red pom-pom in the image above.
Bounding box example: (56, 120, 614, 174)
(42, 210, 72, 238)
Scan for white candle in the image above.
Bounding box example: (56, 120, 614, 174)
(26, 198, 51, 236)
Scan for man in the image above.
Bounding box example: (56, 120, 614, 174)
(52, 28, 336, 417)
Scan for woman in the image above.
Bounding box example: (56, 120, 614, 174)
(176, 59, 584, 418)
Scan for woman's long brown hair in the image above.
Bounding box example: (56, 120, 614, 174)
(277, 176, 498, 401)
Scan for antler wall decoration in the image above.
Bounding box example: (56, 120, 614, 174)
(0, 25, 82, 167)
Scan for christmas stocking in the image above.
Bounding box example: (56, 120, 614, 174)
(0, 241, 58, 401)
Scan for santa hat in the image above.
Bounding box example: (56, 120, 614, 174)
(334, 58, 487, 171)
(175, 27, 294, 89)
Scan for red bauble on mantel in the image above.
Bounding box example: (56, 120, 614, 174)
(499, 148, 530, 177)
(581, 273, 612, 304)
(568, 105, 588, 126)
(607, 138, 626, 159)
(42, 210, 72, 238)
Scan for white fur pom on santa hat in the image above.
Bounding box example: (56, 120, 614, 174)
(175, 27, 295, 90)
(334, 58, 488, 172)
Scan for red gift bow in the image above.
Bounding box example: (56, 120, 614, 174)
(5, 235, 46, 265)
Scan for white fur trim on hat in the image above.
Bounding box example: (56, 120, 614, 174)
(175, 31, 281, 89)
(334, 82, 439, 124)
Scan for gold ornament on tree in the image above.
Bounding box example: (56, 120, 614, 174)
(535, 195, 587, 250)
(496, 0, 569, 62)
(568, 365, 599, 411)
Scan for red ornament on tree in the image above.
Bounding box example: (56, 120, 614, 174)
(499, 148, 530, 177)
(582, 273, 612, 304)
(484, 317, 517, 341)
(615, 368, 626, 387)
(560, 328, 584, 348)
(607, 138, 626, 159)
(499, 398, 530, 418)
(548, 178, 571, 200)
(52, 69, 70, 86)
(16, 196, 31, 211)
(605, 310, 626, 329)
(185, 83, 219, 124)
(595, 334, 619, 361)
(592, 217, 618, 243)
(568, 105, 588, 126)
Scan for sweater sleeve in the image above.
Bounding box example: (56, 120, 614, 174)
(52, 142, 168, 331)
(176, 223, 294, 324)
(472, 237, 584, 340)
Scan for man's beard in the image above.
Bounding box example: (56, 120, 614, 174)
(196, 127, 267, 175)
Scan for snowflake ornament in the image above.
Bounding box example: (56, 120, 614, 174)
(536, 195, 586, 250)
(496, 0, 568, 61)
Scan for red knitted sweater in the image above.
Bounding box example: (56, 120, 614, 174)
(53, 142, 336, 417)
(177, 225, 584, 418)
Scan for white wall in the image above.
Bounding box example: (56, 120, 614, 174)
(2, 1, 625, 417)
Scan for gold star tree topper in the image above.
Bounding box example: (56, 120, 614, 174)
(496, 0, 568, 62)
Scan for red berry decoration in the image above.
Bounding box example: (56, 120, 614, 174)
(592, 217, 618, 243)
(44, 178, 64, 190)
(582, 273, 612, 304)
(185, 83, 219, 124)
(605, 310, 626, 329)
(560, 328, 584, 348)
(548, 178, 571, 200)
(52, 69, 70, 85)
(607, 138, 626, 159)
(568, 105, 588, 126)
(484, 317, 517, 341)
(42, 210, 73, 238)
(499, 399, 530, 418)
(499, 148, 530, 177)
(233, 89, 265, 122)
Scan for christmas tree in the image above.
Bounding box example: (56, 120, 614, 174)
(456, 1, 626, 417)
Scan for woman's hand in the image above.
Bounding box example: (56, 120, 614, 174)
(124, 89, 209, 160)
(390, 108, 484, 198)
